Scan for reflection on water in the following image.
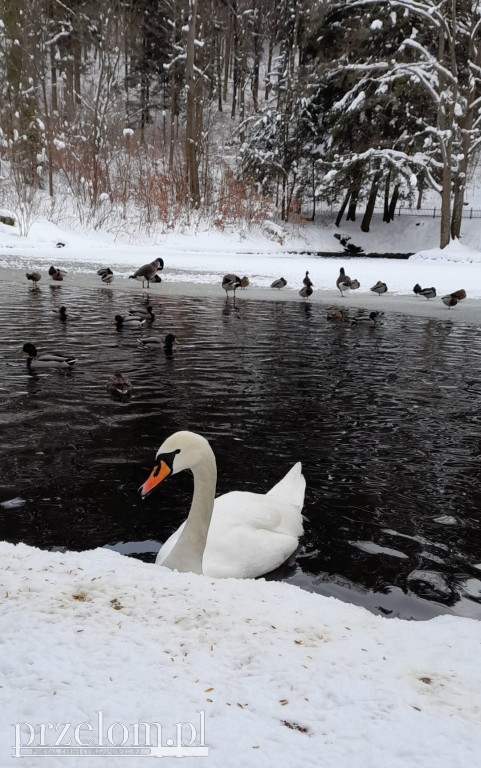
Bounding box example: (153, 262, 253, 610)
(1, 280, 481, 620)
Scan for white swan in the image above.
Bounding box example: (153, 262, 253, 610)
(139, 431, 306, 579)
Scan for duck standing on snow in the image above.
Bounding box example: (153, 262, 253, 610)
(129, 258, 164, 288)
(271, 277, 287, 290)
(336, 267, 360, 297)
(139, 430, 305, 578)
(19, 343, 76, 370)
(419, 286, 436, 300)
(303, 271, 313, 288)
(370, 280, 388, 296)
(222, 274, 241, 299)
(441, 289, 466, 308)
(299, 285, 313, 300)
(26, 272, 41, 290)
(240, 276, 250, 290)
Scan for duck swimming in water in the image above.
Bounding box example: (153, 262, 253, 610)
(107, 371, 133, 398)
(19, 343, 76, 370)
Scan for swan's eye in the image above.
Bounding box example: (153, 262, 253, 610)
(155, 448, 181, 473)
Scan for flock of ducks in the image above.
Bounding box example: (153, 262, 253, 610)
(21, 258, 178, 395)
(223, 266, 467, 315)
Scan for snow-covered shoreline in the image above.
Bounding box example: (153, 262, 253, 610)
(4, 261, 481, 324)
(1, 540, 480, 768)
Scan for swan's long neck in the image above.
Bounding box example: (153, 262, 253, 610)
(161, 452, 217, 575)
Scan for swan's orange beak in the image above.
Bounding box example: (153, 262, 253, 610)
(139, 460, 171, 498)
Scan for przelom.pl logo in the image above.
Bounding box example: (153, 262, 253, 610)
(12, 710, 209, 758)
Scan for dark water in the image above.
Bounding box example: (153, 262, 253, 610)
(1, 280, 481, 621)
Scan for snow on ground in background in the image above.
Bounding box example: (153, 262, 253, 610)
(1, 541, 480, 768)
(1, 213, 481, 300)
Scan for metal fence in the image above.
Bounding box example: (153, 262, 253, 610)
(373, 205, 481, 219)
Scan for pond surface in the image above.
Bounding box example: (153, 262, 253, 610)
(1, 280, 481, 620)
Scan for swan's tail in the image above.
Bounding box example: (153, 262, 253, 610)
(267, 462, 306, 537)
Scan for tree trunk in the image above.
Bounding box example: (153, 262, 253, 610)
(185, 0, 200, 207)
(361, 171, 381, 232)
(383, 171, 391, 221)
(388, 184, 400, 221)
(335, 188, 351, 227)
(346, 169, 362, 221)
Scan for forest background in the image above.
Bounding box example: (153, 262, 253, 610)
(1, 0, 479, 249)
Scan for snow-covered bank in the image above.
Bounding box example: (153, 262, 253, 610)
(1, 541, 479, 768)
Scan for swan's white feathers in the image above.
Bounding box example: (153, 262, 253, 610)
(149, 431, 305, 579)
(157, 493, 298, 578)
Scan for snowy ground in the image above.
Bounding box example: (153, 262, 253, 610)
(1, 212, 481, 321)
(1, 212, 481, 766)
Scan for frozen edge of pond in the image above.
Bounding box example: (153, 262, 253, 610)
(3, 265, 481, 324)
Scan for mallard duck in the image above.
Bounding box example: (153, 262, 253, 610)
(370, 281, 388, 296)
(441, 289, 466, 307)
(303, 271, 313, 288)
(114, 314, 146, 329)
(240, 276, 250, 290)
(128, 305, 155, 320)
(26, 272, 41, 289)
(418, 286, 436, 300)
(129, 258, 164, 288)
(139, 430, 305, 578)
(327, 308, 346, 321)
(107, 371, 133, 398)
(138, 333, 178, 348)
(164, 333, 179, 357)
(349, 279, 360, 290)
(413, 283, 422, 295)
(48, 266, 66, 282)
(222, 274, 241, 298)
(19, 343, 76, 369)
(52, 306, 68, 320)
(299, 285, 313, 300)
(97, 267, 114, 284)
(351, 311, 379, 327)
(271, 277, 287, 289)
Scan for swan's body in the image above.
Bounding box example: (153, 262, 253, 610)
(139, 431, 305, 579)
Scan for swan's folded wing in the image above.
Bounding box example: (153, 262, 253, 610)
(202, 491, 302, 578)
